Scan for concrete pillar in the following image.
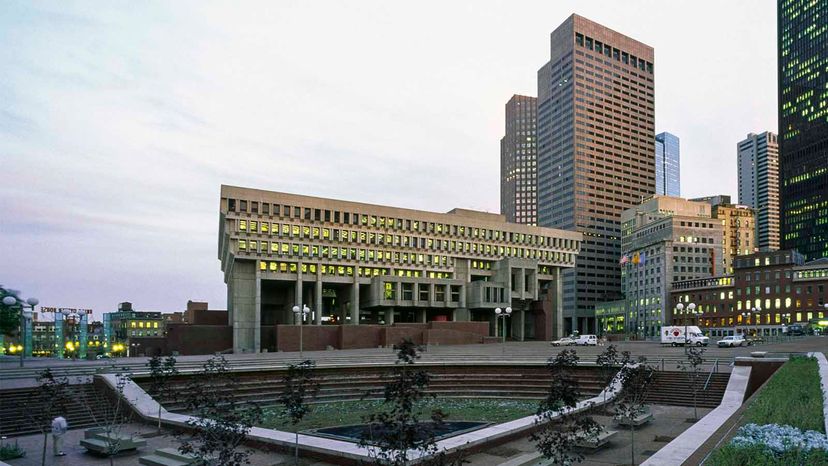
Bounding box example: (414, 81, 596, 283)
(314, 272, 323, 326)
(417, 308, 427, 323)
(294, 267, 303, 325)
(553, 267, 564, 340)
(231, 260, 259, 353)
(515, 309, 525, 341)
(350, 280, 360, 325)
(452, 308, 470, 322)
(517, 268, 526, 299)
(386, 307, 395, 325)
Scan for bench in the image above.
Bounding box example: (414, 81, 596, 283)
(575, 429, 617, 449)
(81, 427, 147, 456)
(139, 447, 208, 466)
(615, 409, 654, 427)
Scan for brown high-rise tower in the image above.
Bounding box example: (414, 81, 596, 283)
(501, 95, 538, 225)
(537, 14, 655, 334)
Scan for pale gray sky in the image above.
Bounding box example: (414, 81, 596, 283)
(0, 1, 777, 319)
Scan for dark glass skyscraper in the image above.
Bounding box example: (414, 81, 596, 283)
(655, 132, 680, 197)
(778, 0, 828, 260)
(501, 95, 537, 225)
(537, 14, 655, 334)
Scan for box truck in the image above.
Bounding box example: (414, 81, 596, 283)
(661, 326, 709, 346)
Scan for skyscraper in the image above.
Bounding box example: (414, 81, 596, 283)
(738, 132, 780, 251)
(500, 95, 537, 225)
(778, 0, 828, 260)
(537, 14, 655, 334)
(655, 132, 681, 196)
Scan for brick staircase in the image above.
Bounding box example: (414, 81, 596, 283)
(0, 383, 116, 438)
(645, 371, 730, 408)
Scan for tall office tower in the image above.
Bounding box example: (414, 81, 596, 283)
(537, 14, 655, 334)
(655, 132, 681, 196)
(737, 132, 780, 251)
(779, 0, 828, 260)
(692, 195, 757, 274)
(500, 95, 538, 225)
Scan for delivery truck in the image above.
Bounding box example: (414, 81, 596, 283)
(661, 326, 709, 346)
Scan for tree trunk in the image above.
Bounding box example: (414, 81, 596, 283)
(630, 423, 635, 466)
(41, 432, 47, 466)
(295, 430, 299, 466)
(158, 404, 163, 435)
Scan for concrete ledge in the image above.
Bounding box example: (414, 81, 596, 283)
(641, 366, 749, 466)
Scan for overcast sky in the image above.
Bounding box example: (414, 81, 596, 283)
(0, 1, 777, 319)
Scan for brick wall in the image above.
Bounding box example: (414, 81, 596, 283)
(276, 325, 339, 352)
(165, 324, 233, 355)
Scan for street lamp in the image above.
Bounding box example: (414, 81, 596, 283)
(3, 295, 37, 368)
(676, 302, 696, 346)
(494, 307, 512, 354)
(292, 304, 311, 359)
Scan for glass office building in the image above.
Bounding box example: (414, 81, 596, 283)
(655, 132, 680, 197)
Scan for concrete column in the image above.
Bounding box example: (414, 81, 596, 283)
(459, 284, 467, 308)
(350, 280, 360, 325)
(517, 268, 526, 299)
(553, 267, 564, 340)
(417, 309, 427, 323)
(429, 283, 435, 306)
(231, 260, 258, 354)
(386, 307, 395, 325)
(515, 309, 525, 341)
(314, 272, 323, 326)
(294, 266, 303, 325)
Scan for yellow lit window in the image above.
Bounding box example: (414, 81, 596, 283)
(130, 322, 136, 328)
(250, 221, 257, 231)
(239, 220, 247, 231)
(239, 240, 247, 250)
(260, 261, 267, 271)
(153, 322, 158, 328)
(261, 222, 269, 233)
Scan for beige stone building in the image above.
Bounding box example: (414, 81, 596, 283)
(219, 185, 582, 353)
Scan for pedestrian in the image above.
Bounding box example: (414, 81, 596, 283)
(51, 416, 68, 456)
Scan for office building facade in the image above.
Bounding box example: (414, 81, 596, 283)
(693, 195, 757, 275)
(779, 0, 828, 260)
(655, 132, 681, 196)
(607, 196, 723, 337)
(537, 14, 655, 334)
(737, 132, 780, 251)
(500, 95, 538, 225)
(219, 185, 582, 353)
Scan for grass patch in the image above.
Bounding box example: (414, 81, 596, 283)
(259, 398, 538, 432)
(708, 443, 828, 466)
(743, 356, 825, 433)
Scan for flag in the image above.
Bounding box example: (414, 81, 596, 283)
(639, 252, 646, 265)
(619, 255, 628, 265)
(632, 252, 640, 265)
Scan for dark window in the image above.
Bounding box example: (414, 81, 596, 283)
(274, 204, 281, 216)
(324, 210, 331, 222)
(251, 202, 258, 213)
(240, 200, 248, 212)
(228, 199, 236, 211)
(314, 209, 321, 221)
(262, 203, 269, 214)
(575, 33, 584, 46)
(304, 208, 311, 220)
(294, 206, 301, 218)
(343, 212, 349, 224)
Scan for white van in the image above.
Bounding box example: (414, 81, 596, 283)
(661, 326, 709, 346)
(575, 334, 598, 346)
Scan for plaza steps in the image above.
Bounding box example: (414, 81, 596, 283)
(0, 384, 117, 438)
(644, 371, 730, 409)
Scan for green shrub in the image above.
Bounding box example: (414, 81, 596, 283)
(0, 443, 26, 460)
(708, 443, 828, 466)
(744, 356, 825, 433)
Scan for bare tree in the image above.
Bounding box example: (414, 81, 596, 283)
(179, 355, 262, 466)
(614, 359, 655, 466)
(279, 359, 319, 466)
(531, 349, 601, 465)
(677, 346, 705, 421)
(146, 355, 179, 435)
(24, 369, 69, 466)
(359, 339, 451, 466)
(79, 367, 135, 466)
(595, 345, 631, 406)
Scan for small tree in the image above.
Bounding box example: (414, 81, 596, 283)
(146, 355, 179, 435)
(359, 339, 448, 466)
(595, 345, 632, 405)
(279, 359, 319, 466)
(25, 369, 69, 466)
(179, 355, 263, 466)
(80, 367, 135, 466)
(677, 345, 705, 421)
(531, 349, 601, 465)
(614, 358, 655, 466)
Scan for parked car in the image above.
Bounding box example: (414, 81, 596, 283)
(575, 334, 598, 346)
(717, 335, 746, 347)
(745, 335, 764, 346)
(551, 337, 576, 347)
(95, 354, 111, 360)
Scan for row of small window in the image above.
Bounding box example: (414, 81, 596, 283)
(574, 33, 653, 74)
(383, 282, 461, 302)
(796, 268, 828, 279)
(127, 321, 159, 329)
(237, 239, 573, 264)
(230, 205, 572, 248)
(239, 220, 570, 254)
(259, 261, 452, 280)
(701, 311, 825, 327)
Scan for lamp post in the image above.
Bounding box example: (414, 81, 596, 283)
(494, 307, 512, 355)
(61, 308, 86, 359)
(3, 295, 37, 368)
(292, 304, 311, 360)
(676, 302, 696, 347)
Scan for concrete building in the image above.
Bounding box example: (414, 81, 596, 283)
(692, 195, 757, 275)
(737, 132, 780, 251)
(598, 196, 724, 337)
(219, 185, 583, 353)
(670, 250, 828, 337)
(655, 132, 681, 196)
(779, 0, 828, 261)
(106, 302, 166, 357)
(536, 14, 655, 335)
(500, 95, 537, 225)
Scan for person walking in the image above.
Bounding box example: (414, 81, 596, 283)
(51, 416, 68, 456)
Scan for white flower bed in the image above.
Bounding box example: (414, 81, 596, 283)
(731, 423, 828, 453)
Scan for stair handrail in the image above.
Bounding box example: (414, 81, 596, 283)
(702, 358, 718, 391)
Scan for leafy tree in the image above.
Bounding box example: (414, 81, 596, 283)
(531, 349, 601, 465)
(179, 355, 263, 466)
(146, 355, 179, 435)
(25, 369, 69, 466)
(279, 359, 319, 465)
(359, 339, 449, 466)
(677, 345, 706, 421)
(614, 358, 655, 466)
